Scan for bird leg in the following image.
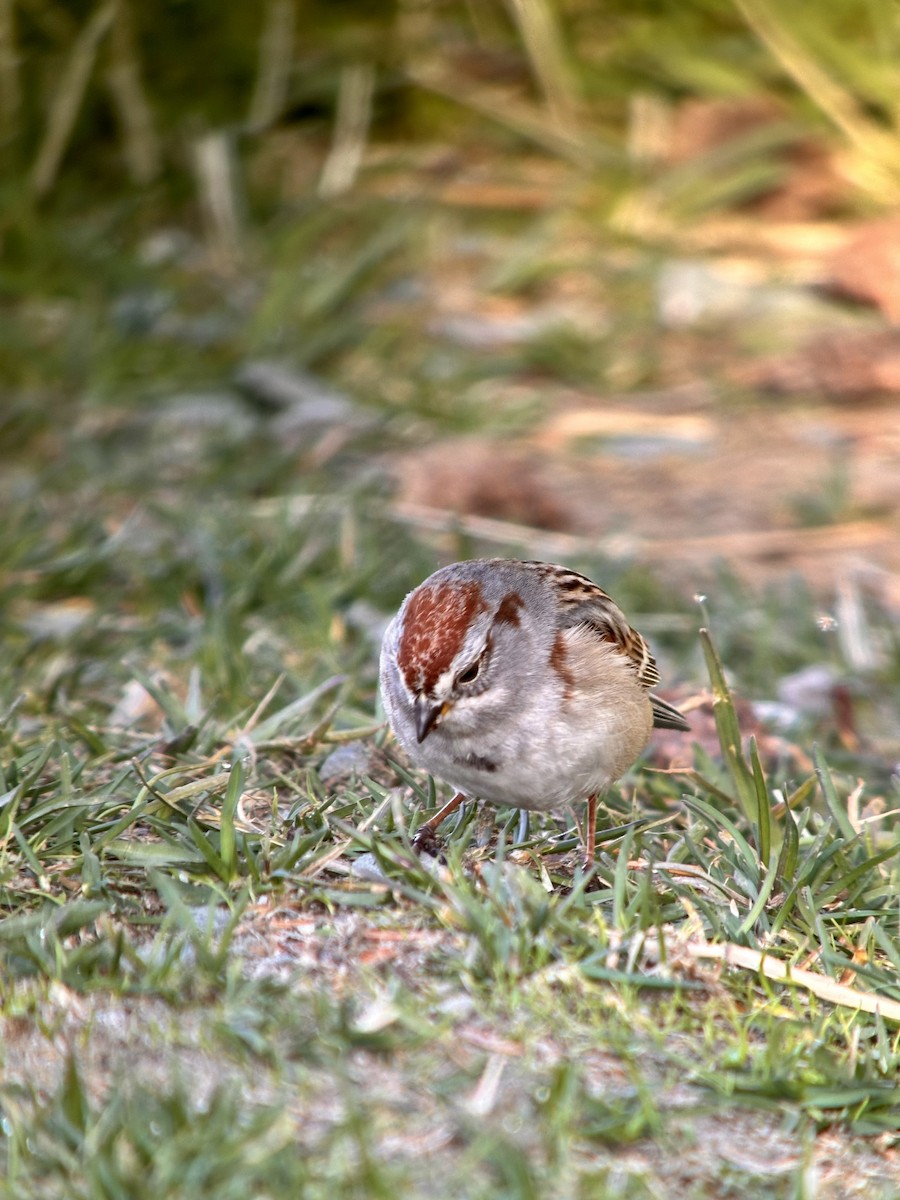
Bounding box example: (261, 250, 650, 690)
(583, 794, 597, 873)
(411, 791, 466, 855)
(516, 809, 530, 845)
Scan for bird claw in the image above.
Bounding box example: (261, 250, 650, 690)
(411, 825, 445, 858)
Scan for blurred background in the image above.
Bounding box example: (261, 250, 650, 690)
(3, 0, 900, 740)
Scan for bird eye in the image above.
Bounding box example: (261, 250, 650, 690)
(456, 660, 481, 686)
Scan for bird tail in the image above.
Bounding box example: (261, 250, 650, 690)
(650, 694, 691, 731)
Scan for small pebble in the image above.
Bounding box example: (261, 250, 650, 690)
(319, 740, 372, 782)
(350, 853, 390, 883)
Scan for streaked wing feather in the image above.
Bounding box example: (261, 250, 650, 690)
(509, 560, 689, 728)
(611, 622, 661, 691)
(523, 561, 661, 690)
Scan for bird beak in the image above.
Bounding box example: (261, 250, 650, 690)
(414, 695, 446, 743)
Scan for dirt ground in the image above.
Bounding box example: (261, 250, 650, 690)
(375, 154, 900, 605)
(397, 388, 900, 594)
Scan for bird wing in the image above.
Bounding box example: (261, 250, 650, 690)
(520, 560, 691, 732)
(523, 562, 661, 690)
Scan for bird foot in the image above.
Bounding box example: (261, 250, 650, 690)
(411, 824, 445, 859)
(410, 792, 466, 859)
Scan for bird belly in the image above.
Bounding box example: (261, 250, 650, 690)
(412, 705, 650, 813)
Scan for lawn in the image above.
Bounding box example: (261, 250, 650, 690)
(3, 3, 900, 1196)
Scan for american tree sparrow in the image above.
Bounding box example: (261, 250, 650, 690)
(380, 558, 690, 866)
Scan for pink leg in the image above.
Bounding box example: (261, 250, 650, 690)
(583, 794, 597, 872)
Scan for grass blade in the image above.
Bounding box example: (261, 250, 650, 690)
(699, 627, 756, 822)
(813, 746, 857, 842)
(219, 761, 244, 877)
(748, 736, 772, 866)
(775, 801, 800, 888)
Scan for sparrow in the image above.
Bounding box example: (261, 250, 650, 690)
(379, 558, 689, 866)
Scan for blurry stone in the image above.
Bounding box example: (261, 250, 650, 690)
(109, 680, 162, 729)
(395, 437, 570, 530)
(319, 740, 372, 782)
(777, 664, 840, 719)
(379, 276, 427, 304)
(191, 905, 232, 939)
(350, 853, 390, 883)
(434, 991, 476, 1019)
(137, 227, 199, 267)
(432, 305, 605, 349)
(658, 260, 750, 328)
(751, 701, 804, 732)
(152, 393, 257, 446)
(235, 360, 372, 450)
(602, 435, 703, 461)
(348, 850, 450, 886)
(657, 260, 831, 330)
(111, 289, 172, 336)
(154, 311, 237, 348)
(16, 598, 95, 640)
(353, 997, 401, 1034)
(111, 280, 237, 346)
(343, 600, 392, 652)
(236, 360, 355, 418)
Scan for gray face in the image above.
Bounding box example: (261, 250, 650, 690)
(382, 560, 551, 747)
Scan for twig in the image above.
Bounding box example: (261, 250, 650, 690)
(319, 63, 375, 198)
(105, 0, 161, 184)
(247, 0, 296, 131)
(31, 0, 115, 197)
(192, 130, 245, 266)
(687, 940, 900, 1022)
(250, 494, 891, 565)
(389, 501, 890, 563)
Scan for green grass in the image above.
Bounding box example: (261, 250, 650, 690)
(3, 4, 900, 1189)
(2, 213, 899, 1191)
(1, 424, 899, 1195)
